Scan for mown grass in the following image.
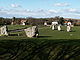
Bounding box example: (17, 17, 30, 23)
(0, 25, 80, 45)
(0, 39, 80, 60)
(7, 25, 31, 30)
(0, 25, 80, 40)
(0, 25, 80, 60)
(39, 26, 80, 39)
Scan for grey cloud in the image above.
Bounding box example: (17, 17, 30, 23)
(54, 3, 70, 7)
(0, 8, 80, 18)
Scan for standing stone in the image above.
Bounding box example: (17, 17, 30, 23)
(58, 25, 61, 31)
(24, 26, 39, 38)
(52, 25, 55, 30)
(67, 26, 71, 32)
(51, 22, 58, 30)
(0, 26, 8, 36)
(44, 22, 47, 26)
(67, 22, 72, 32)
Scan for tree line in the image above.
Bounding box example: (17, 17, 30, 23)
(0, 16, 74, 26)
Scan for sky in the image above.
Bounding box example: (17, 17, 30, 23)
(0, 0, 80, 18)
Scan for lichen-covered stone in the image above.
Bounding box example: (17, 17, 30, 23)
(0, 26, 8, 36)
(24, 26, 39, 38)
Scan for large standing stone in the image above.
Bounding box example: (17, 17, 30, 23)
(58, 25, 61, 31)
(67, 22, 72, 32)
(67, 26, 71, 32)
(0, 26, 8, 36)
(24, 26, 39, 38)
(51, 22, 58, 30)
(52, 25, 55, 30)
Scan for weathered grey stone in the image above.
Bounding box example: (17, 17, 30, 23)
(67, 22, 72, 32)
(58, 25, 61, 31)
(67, 26, 71, 32)
(52, 25, 55, 30)
(51, 22, 58, 30)
(0, 26, 8, 36)
(24, 26, 39, 38)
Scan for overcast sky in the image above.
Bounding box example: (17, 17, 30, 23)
(0, 0, 80, 18)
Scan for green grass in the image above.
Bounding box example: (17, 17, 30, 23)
(39, 26, 80, 39)
(0, 25, 80, 40)
(0, 39, 80, 60)
(7, 25, 31, 30)
(0, 25, 80, 60)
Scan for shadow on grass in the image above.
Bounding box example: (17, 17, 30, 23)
(70, 30, 76, 32)
(0, 39, 80, 60)
(38, 36, 51, 38)
(8, 34, 18, 36)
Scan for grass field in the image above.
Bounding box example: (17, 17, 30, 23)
(0, 25, 80, 40)
(0, 25, 80, 60)
(39, 26, 80, 39)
